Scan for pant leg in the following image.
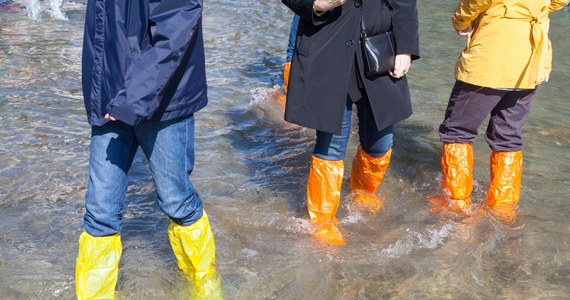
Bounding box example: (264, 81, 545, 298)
(355, 95, 393, 156)
(439, 81, 506, 144)
(84, 122, 139, 236)
(135, 115, 204, 226)
(486, 88, 538, 151)
(313, 98, 352, 160)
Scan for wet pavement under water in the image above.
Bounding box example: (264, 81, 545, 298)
(1, 1, 570, 299)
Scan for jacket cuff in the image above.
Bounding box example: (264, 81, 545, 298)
(451, 12, 470, 30)
(107, 104, 141, 126)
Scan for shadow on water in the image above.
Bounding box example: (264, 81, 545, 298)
(225, 52, 312, 215)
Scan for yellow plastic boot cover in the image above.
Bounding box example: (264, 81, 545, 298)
(76, 231, 122, 300)
(485, 151, 522, 224)
(306, 155, 346, 245)
(168, 211, 224, 299)
(441, 143, 473, 210)
(350, 146, 392, 212)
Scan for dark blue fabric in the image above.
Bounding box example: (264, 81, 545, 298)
(285, 14, 300, 62)
(82, 0, 208, 126)
(314, 96, 393, 160)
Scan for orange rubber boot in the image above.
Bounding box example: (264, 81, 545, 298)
(485, 151, 523, 224)
(350, 146, 392, 212)
(307, 155, 346, 245)
(440, 143, 473, 212)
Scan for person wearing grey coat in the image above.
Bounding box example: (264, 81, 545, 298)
(281, 0, 419, 245)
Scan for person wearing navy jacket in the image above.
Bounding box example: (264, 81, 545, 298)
(282, 0, 419, 245)
(75, 0, 222, 298)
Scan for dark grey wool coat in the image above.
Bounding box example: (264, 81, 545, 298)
(282, 0, 420, 134)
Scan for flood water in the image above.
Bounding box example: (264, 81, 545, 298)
(1, 1, 569, 299)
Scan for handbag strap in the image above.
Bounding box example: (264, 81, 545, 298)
(359, 2, 367, 38)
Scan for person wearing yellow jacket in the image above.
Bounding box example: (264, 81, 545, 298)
(437, 0, 567, 224)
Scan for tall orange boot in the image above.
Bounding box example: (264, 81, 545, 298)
(350, 146, 392, 212)
(307, 155, 346, 245)
(485, 151, 523, 224)
(277, 62, 291, 107)
(440, 143, 473, 212)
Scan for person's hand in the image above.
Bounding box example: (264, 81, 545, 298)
(456, 24, 472, 37)
(104, 113, 117, 121)
(313, 0, 348, 13)
(390, 54, 412, 79)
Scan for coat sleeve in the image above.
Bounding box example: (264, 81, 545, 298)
(107, 0, 203, 125)
(549, 0, 567, 12)
(281, 0, 330, 25)
(451, 0, 492, 30)
(388, 0, 420, 59)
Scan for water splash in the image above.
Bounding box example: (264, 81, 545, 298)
(248, 85, 283, 109)
(26, 0, 67, 21)
(379, 223, 454, 260)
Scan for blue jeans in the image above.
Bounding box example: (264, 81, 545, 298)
(286, 14, 300, 62)
(314, 97, 393, 160)
(84, 115, 203, 236)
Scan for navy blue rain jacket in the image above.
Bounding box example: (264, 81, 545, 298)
(82, 0, 208, 126)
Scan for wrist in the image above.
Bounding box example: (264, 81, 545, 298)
(313, 1, 325, 16)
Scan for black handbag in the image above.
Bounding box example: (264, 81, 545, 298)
(360, 19, 396, 77)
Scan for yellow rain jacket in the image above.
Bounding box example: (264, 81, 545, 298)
(452, 0, 567, 89)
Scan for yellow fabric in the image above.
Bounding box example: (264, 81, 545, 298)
(75, 232, 122, 300)
(485, 151, 523, 224)
(350, 146, 391, 212)
(306, 155, 344, 225)
(168, 211, 223, 299)
(451, 0, 566, 89)
(441, 143, 473, 208)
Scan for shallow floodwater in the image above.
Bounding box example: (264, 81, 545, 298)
(1, 1, 569, 299)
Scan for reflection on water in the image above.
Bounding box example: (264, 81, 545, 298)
(1, 1, 570, 298)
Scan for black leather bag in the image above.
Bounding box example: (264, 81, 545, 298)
(360, 19, 395, 77)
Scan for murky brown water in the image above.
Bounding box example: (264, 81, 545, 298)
(1, 1, 569, 299)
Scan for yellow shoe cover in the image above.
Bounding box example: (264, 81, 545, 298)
(350, 146, 391, 212)
(441, 143, 473, 209)
(168, 211, 224, 299)
(485, 151, 523, 224)
(306, 155, 344, 225)
(313, 222, 346, 246)
(75, 231, 122, 300)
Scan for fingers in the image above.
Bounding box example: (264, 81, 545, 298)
(104, 113, 117, 121)
(390, 54, 412, 79)
(316, 0, 346, 11)
(456, 30, 470, 37)
(456, 25, 472, 37)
